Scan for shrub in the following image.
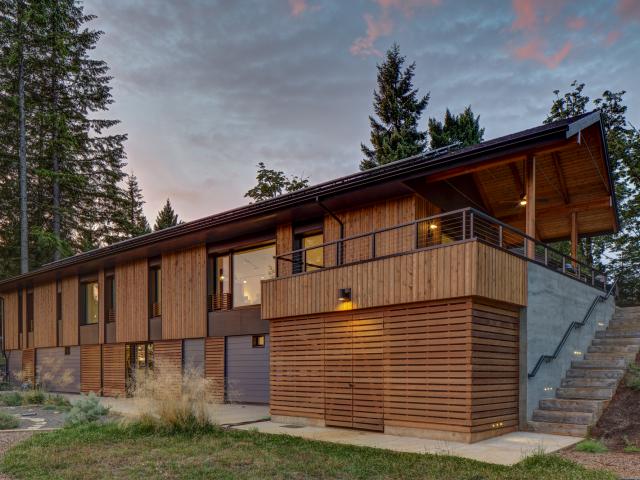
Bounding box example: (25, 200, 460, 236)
(627, 363, 640, 391)
(64, 393, 109, 426)
(44, 394, 72, 410)
(22, 390, 46, 405)
(0, 392, 23, 406)
(575, 439, 608, 453)
(623, 436, 640, 453)
(0, 411, 19, 430)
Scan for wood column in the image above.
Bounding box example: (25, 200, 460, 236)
(571, 211, 578, 267)
(524, 155, 536, 259)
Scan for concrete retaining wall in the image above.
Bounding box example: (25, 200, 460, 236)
(524, 263, 615, 420)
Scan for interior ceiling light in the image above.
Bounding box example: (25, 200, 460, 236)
(519, 195, 527, 207)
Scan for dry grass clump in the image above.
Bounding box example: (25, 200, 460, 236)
(129, 362, 220, 434)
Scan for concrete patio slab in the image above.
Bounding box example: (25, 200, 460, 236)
(234, 421, 581, 466)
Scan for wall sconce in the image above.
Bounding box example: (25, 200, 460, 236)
(573, 351, 582, 356)
(338, 288, 351, 302)
(543, 386, 553, 392)
(429, 223, 438, 230)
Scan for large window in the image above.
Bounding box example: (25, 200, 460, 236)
(232, 244, 276, 308)
(105, 275, 115, 323)
(210, 255, 231, 311)
(80, 281, 99, 325)
(294, 231, 324, 274)
(26, 290, 34, 333)
(149, 265, 162, 317)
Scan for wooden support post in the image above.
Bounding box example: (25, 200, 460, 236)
(571, 211, 578, 269)
(525, 155, 536, 259)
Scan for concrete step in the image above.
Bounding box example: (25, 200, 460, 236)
(588, 344, 639, 354)
(566, 368, 625, 379)
(596, 330, 640, 338)
(572, 358, 628, 369)
(529, 420, 589, 437)
(556, 386, 614, 400)
(584, 352, 636, 362)
(539, 398, 606, 414)
(532, 409, 594, 425)
(592, 337, 640, 346)
(561, 377, 618, 388)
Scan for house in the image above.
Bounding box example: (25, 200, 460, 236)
(0, 111, 629, 442)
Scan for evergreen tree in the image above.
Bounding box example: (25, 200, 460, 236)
(244, 162, 309, 202)
(428, 106, 484, 150)
(360, 43, 429, 170)
(111, 173, 150, 239)
(154, 198, 181, 231)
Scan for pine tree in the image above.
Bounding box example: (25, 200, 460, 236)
(154, 198, 181, 231)
(111, 173, 150, 240)
(360, 43, 429, 170)
(244, 162, 309, 202)
(428, 106, 484, 150)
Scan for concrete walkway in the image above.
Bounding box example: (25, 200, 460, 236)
(234, 421, 580, 466)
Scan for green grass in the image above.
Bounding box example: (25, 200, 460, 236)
(0, 411, 19, 430)
(0, 423, 616, 480)
(0, 391, 72, 410)
(575, 439, 608, 454)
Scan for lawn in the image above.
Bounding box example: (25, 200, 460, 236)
(0, 423, 616, 480)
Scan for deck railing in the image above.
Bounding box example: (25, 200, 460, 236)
(275, 207, 608, 291)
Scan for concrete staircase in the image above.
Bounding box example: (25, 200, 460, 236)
(529, 306, 640, 436)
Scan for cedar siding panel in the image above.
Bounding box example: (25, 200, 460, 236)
(3, 291, 20, 350)
(81, 345, 102, 394)
(205, 337, 225, 403)
(33, 282, 57, 348)
(115, 259, 148, 343)
(60, 277, 79, 346)
(102, 343, 126, 397)
(162, 246, 207, 340)
(276, 223, 293, 277)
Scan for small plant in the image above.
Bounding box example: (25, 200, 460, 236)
(22, 389, 46, 405)
(623, 436, 640, 453)
(44, 394, 72, 411)
(626, 363, 640, 391)
(0, 392, 23, 406)
(64, 393, 109, 426)
(0, 411, 19, 430)
(575, 438, 608, 453)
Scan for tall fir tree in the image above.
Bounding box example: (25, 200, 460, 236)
(428, 106, 484, 150)
(111, 173, 150, 240)
(244, 162, 309, 202)
(360, 44, 429, 170)
(154, 198, 181, 231)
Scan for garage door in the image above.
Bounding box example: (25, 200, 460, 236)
(225, 335, 269, 404)
(37, 347, 81, 393)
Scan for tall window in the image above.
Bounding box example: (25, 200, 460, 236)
(209, 255, 231, 311)
(17, 289, 22, 335)
(105, 275, 115, 323)
(81, 281, 99, 325)
(232, 244, 276, 308)
(294, 231, 324, 274)
(0, 297, 4, 340)
(56, 281, 62, 346)
(26, 290, 34, 333)
(149, 265, 162, 317)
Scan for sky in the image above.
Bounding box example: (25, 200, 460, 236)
(82, 0, 640, 222)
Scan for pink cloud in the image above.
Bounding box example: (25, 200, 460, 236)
(512, 0, 538, 31)
(350, 0, 440, 56)
(617, 0, 640, 21)
(288, 0, 308, 17)
(604, 30, 622, 46)
(566, 16, 585, 30)
(513, 38, 572, 69)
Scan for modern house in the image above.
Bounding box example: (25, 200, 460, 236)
(0, 111, 633, 442)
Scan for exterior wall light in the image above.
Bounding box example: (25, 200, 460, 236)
(338, 288, 351, 302)
(543, 386, 553, 392)
(429, 223, 438, 230)
(573, 351, 582, 356)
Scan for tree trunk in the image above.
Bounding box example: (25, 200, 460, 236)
(18, 1, 28, 274)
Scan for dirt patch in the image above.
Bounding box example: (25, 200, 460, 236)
(559, 450, 640, 479)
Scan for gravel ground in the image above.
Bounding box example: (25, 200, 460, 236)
(559, 450, 640, 479)
(0, 431, 35, 480)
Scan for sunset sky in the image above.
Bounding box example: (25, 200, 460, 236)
(83, 0, 640, 222)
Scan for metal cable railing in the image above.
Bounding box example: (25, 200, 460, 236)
(275, 207, 608, 292)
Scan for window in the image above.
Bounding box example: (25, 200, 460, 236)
(232, 244, 276, 308)
(209, 255, 231, 311)
(64, 346, 71, 356)
(252, 335, 266, 348)
(80, 281, 99, 325)
(17, 289, 22, 335)
(294, 232, 324, 273)
(105, 275, 116, 323)
(125, 343, 154, 394)
(26, 290, 34, 333)
(149, 265, 162, 317)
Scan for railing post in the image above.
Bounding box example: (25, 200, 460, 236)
(562, 256, 566, 274)
(275, 256, 279, 277)
(414, 222, 419, 250)
(498, 225, 503, 248)
(461, 211, 466, 241)
(371, 232, 376, 260)
(469, 212, 474, 239)
(338, 240, 343, 266)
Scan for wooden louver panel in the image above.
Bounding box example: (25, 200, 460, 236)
(205, 337, 225, 403)
(2, 291, 20, 351)
(81, 345, 102, 394)
(102, 343, 126, 397)
(22, 348, 35, 385)
(33, 282, 57, 348)
(154, 340, 182, 394)
(115, 259, 148, 343)
(324, 314, 353, 429)
(60, 277, 79, 346)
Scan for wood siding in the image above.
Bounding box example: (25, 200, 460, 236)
(270, 297, 520, 442)
(22, 348, 35, 385)
(154, 340, 182, 394)
(33, 282, 57, 348)
(205, 337, 225, 403)
(81, 345, 102, 394)
(162, 246, 207, 339)
(262, 241, 527, 320)
(3, 291, 20, 350)
(60, 277, 79, 346)
(102, 343, 126, 397)
(276, 223, 293, 277)
(98, 271, 105, 344)
(115, 260, 148, 343)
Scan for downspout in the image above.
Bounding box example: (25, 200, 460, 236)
(316, 197, 344, 265)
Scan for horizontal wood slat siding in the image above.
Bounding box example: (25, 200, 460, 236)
(262, 241, 527, 320)
(60, 277, 79, 346)
(102, 344, 126, 397)
(154, 340, 182, 394)
(205, 337, 225, 403)
(22, 348, 35, 385)
(162, 246, 207, 340)
(270, 297, 519, 442)
(115, 260, 148, 343)
(34, 282, 57, 348)
(81, 345, 102, 394)
(3, 291, 20, 350)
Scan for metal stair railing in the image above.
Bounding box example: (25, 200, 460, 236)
(528, 277, 619, 378)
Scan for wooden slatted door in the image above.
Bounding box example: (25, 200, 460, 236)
(324, 314, 353, 428)
(81, 345, 102, 394)
(324, 313, 384, 432)
(352, 312, 384, 431)
(22, 349, 35, 385)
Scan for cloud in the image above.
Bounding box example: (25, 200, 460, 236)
(617, 0, 640, 21)
(511, 0, 537, 31)
(566, 16, 585, 30)
(513, 38, 572, 69)
(604, 30, 621, 46)
(288, 0, 308, 17)
(350, 0, 440, 56)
